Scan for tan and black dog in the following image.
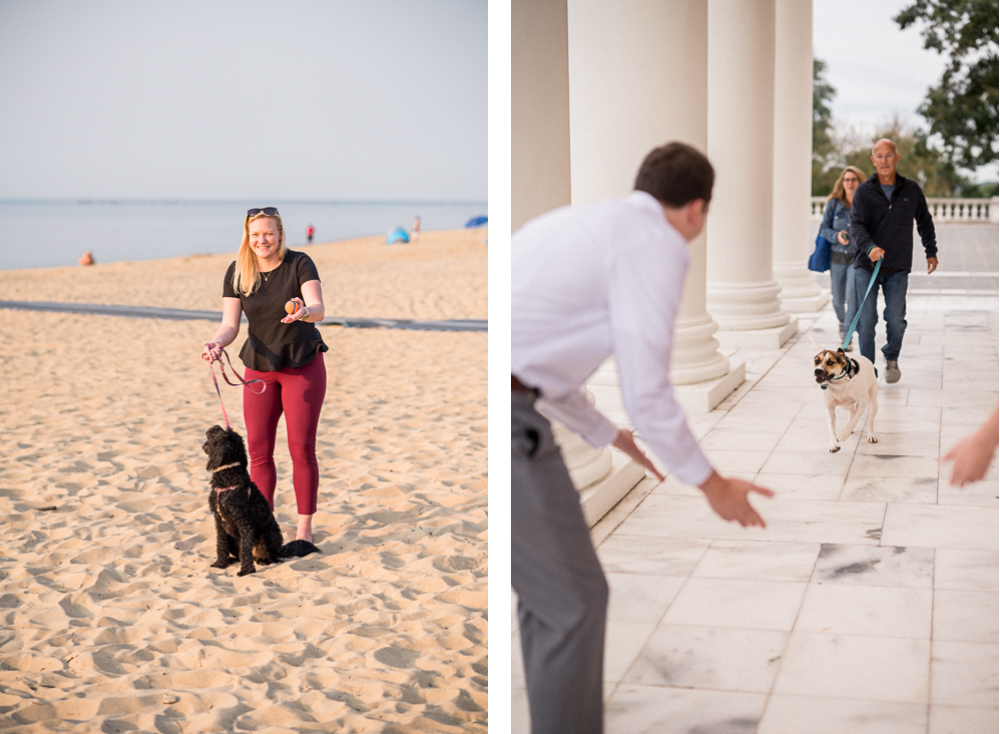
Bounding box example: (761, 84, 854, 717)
(813, 348, 879, 453)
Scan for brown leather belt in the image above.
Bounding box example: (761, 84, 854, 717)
(511, 375, 538, 395)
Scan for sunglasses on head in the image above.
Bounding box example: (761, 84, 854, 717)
(247, 207, 279, 217)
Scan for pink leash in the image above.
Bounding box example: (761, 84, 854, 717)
(207, 348, 265, 429)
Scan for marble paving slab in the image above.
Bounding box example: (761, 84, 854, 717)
(622, 625, 788, 693)
(812, 543, 934, 587)
(773, 632, 931, 703)
(757, 695, 928, 734)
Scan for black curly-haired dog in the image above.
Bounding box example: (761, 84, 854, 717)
(202, 425, 320, 576)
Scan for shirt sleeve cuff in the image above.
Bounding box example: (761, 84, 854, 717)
(581, 413, 619, 448)
(674, 453, 713, 487)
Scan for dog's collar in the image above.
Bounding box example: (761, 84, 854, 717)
(212, 462, 241, 474)
(821, 358, 859, 390)
(215, 485, 238, 493)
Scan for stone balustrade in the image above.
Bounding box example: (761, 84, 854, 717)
(810, 196, 999, 222)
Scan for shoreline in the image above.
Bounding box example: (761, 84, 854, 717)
(0, 226, 482, 272)
(0, 228, 487, 321)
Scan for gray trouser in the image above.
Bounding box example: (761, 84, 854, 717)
(512, 390, 608, 734)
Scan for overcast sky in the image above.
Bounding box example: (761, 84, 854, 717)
(0, 0, 487, 201)
(813, 0, 997, 180)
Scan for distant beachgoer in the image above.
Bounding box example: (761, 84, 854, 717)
(201, 207, 328, 542)
(411, 216, 421, 241)
(307, 224, 314, 245)
(79, 250, 95, 266)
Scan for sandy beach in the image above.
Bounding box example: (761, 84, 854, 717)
(0, 230, 488, 732)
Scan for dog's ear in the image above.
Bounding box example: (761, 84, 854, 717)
(837, 348, 845, 354)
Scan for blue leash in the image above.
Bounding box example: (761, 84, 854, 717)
(841, 257, 881, 350)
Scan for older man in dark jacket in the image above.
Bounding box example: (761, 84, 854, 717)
(849, 138, 938, 383)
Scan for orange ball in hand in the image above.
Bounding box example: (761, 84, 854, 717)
(285, 300, 297, 314)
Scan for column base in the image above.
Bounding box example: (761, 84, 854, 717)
(538, 400, 614, 490)
(716, 318, 799, 349)
(674, 359, 746, 413)
(706, 279, 792, 332)
(774, 261, 829, 314)
(781, 288, 830, 313)
(671, 312, 731, 385)
(579, 450, 647, 528)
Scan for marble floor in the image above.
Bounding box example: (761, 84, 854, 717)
(512, 288, 999, 734)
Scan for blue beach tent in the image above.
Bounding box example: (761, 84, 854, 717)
(386, 227, 410, 244)
(465, 215, 488, 228)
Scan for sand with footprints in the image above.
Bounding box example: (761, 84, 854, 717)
(0, 229, 487, 732)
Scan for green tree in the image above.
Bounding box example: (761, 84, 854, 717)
(811, 58, 983, 196)
(812, 59, 839, 195)
(895, 0, 999, 170)
(840, 119, 978, 196)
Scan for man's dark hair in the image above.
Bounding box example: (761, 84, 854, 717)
(634, 142, 714, 207)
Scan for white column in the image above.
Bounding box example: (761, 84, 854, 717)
(537, 388, 644, 527)
(512, 0, 572, 231)
(706, 0, 797, 349)
(772, 0, 828, 313)
(568, 0, 744, 412)
(513, 0, 630, 521)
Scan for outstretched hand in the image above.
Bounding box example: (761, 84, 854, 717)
(611, 429, 665, 482)
(943, 402, 999, 487)
(281, 297, 307, 324)
(944, 435, 995, 487)
(699, 471, 774, 528)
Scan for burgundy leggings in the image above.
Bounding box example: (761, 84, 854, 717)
(243, 353, 326, 515)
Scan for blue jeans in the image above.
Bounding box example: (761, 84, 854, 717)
(830, 262, 858, 328)
(854, 267, 908, 364)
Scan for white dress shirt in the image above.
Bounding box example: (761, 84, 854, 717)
(512, 190, 713, 487)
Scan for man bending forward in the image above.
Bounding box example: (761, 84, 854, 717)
(511, 142, 773, 734)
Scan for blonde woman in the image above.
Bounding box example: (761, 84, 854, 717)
(202, 207, 327, 542)
(819, 166, 865, 348)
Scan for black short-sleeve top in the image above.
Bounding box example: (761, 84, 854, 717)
(223, 250, 328, 372)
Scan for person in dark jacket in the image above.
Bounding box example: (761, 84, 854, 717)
(849, 139, 938, 383)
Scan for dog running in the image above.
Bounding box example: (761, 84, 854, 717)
(813, 347, 879, 453)
(202, 424, 321, 576)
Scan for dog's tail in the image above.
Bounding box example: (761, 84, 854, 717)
(278, 539, 322, 559)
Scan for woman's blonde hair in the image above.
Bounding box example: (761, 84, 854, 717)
(233, 211, 286, 296)
(828, 166, 867, 207)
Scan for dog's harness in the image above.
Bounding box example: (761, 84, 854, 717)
(821, 358, 860, 390)
(211, 462, 243, 493)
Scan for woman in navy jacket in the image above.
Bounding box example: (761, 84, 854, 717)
(819, 166, 865, 348)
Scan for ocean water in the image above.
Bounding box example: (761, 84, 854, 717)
(0, 200, 488, 271)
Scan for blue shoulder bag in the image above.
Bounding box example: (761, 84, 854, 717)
(808, 203, 833, 272)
